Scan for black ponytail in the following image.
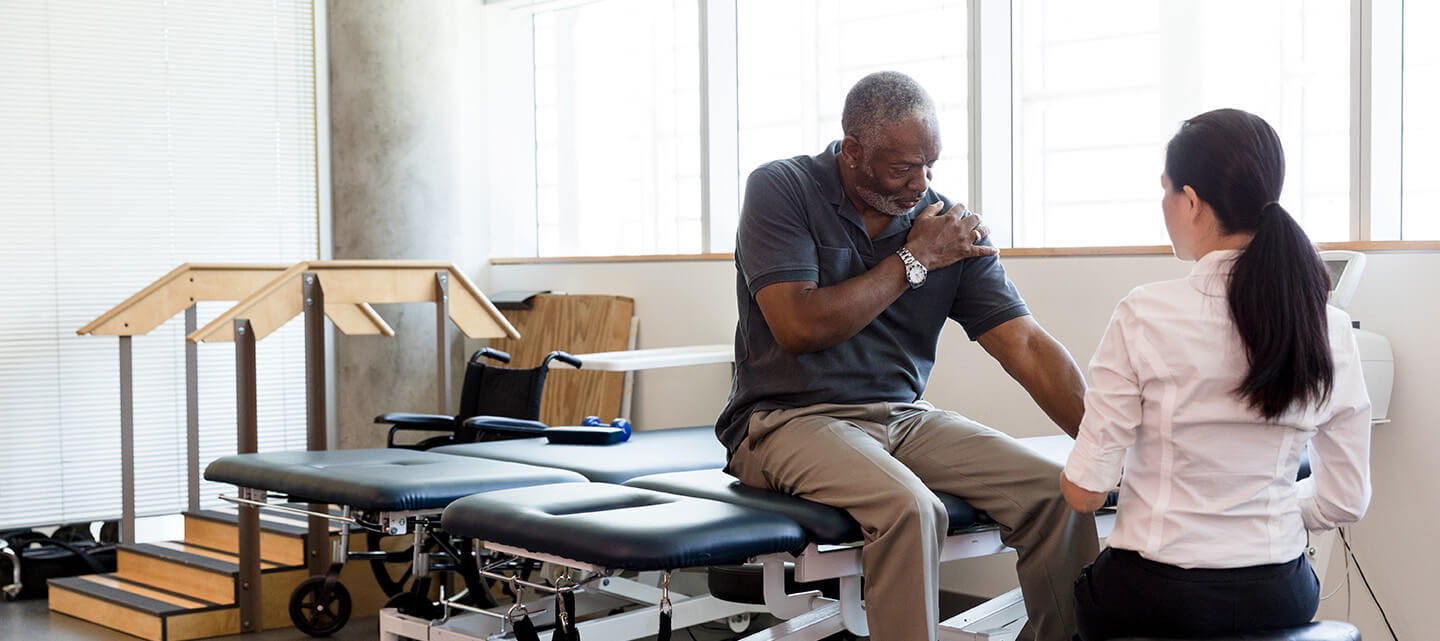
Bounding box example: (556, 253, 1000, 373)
(1165, 109, 1334, 420)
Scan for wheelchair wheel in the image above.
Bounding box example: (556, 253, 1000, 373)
(288, 576, 352, 637)
(367, 531, 433, 596)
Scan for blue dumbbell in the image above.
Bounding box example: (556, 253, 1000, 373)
(610, 417, 632, 441)
(581, 416, 603, 427)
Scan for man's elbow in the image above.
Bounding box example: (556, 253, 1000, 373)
(771, 325, 838, 354)
(771, 329, 815, 354)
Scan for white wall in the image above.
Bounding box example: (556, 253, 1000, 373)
(491, 249, 1439, 640)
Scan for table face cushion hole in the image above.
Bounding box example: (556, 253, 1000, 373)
(442, 484, 808, 570)
(540, 494, 676, 516)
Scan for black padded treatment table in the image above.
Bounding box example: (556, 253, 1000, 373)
(429, 425, 729, 483)
(205, 448, 588, 514)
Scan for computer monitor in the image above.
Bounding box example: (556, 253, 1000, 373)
(1318, 250, 1366, 310)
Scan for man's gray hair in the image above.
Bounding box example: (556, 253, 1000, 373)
(841, 71, 936, 145)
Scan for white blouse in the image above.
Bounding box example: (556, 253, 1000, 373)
(1063, 249, 1372, 569)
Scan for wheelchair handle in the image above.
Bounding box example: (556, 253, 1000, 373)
(1, 543, 19, 598)
(472, 347, 512, 364)
(543, 351, 583, 369)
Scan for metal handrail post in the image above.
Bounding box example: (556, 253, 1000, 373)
(119, 336, 136, 544)
(185, 304, 200, 512)
(302, 273, 330, 577)
(235, 318, 262, 633)
(435, 271, 451, 413)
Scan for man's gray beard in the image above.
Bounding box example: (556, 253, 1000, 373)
(856, 184, 913, 217)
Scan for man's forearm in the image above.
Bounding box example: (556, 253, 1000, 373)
(757, 256, 910, 353)
(1022, 335, 1087, 437)
(980, 318, 1087, 437)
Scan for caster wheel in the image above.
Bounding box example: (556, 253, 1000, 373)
(727, 612, 754, 633)
(288, 576, 352, 637)
(384, 591, 443, 620)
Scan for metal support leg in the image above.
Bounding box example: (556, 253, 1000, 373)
(119, 336, 136, 544)
(303, 274, 330, 577)
(434, 271, 451, 413)
(331, 506, 352, 563)
(412, 520, 430, 580)
(185, 305, 200, 513)
(837, 576, 867, 636)
(235, 319, 262, 633)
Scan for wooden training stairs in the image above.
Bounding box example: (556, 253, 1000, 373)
(48, 508, 390, 641)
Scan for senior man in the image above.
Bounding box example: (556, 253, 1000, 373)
(716, 71, 1099, 641)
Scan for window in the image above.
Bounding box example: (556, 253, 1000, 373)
(480, 0, 1429, 257)
(736, 0, 969, 253)
(0, 0, 319, 529)
(532, 0, 702, 257)
(1403, 0, 1440, 239)
(1012, 0, 1350, 247)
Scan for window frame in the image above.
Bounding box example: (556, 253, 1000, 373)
(490, 0, 1431, 261)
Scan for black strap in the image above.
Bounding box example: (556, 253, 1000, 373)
(23, 538, 107, 575)
(1, 531, 47, 548)
(656, 570, 672, 641)
(511, 612, 541, 641)
(553, 589, 579, 641)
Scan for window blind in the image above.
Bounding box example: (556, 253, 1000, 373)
(0, 0, 319, 529)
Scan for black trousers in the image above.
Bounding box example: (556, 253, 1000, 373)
(1073, 547, 1319, 641)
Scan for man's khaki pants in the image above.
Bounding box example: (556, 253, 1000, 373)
(729, 402, 1098, 641)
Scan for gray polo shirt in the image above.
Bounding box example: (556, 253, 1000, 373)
(715, 142, 1030, 457)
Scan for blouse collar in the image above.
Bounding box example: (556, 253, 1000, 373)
(1186, 249, 1242, 295)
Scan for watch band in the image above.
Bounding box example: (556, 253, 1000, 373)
(897, 246, 926, 289)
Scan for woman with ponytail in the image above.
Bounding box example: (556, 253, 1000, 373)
(1059, 109, 1372, 640)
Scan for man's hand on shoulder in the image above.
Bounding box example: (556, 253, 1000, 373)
(907, 202, 998, 270)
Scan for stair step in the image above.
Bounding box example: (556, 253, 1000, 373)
(53, 535, 396, 640)
(117, 542, 295, 605)
(48, 575, 238, 641)
(187, 508, 313, 537)
(183, 508, 341, 566)
(189, 505, 349, 533)
(125, 541, 293, 573)
(51, 574, 224, 614)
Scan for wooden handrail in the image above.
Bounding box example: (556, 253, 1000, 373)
(78, 263, 288, 336)
(76, 263, 392, 337)
(187, 260, 519, 343)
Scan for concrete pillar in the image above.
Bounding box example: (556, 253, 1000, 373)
(327, 0, 467, 449)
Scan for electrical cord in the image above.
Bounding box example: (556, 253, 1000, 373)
(1338, 527, 1399, 641)
(1317, 529, 1350, 601)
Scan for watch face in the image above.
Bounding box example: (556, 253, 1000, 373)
(907, 263, 925, 284)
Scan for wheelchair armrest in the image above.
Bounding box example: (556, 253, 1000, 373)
(461, 415, 550, 436)
(375, 412, 457, 429)
(376, 413, 460, 449)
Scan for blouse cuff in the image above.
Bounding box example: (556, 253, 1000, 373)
(1295, 477, 1328, 532)
(1063, 436, 1124, 493)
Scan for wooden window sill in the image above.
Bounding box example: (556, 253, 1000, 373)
(489, 241, 1440, 265)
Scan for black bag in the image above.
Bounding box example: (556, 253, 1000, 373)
(1, 527, 118, 600)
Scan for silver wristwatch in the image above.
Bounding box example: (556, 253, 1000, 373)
(896, 246, 927, 289)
